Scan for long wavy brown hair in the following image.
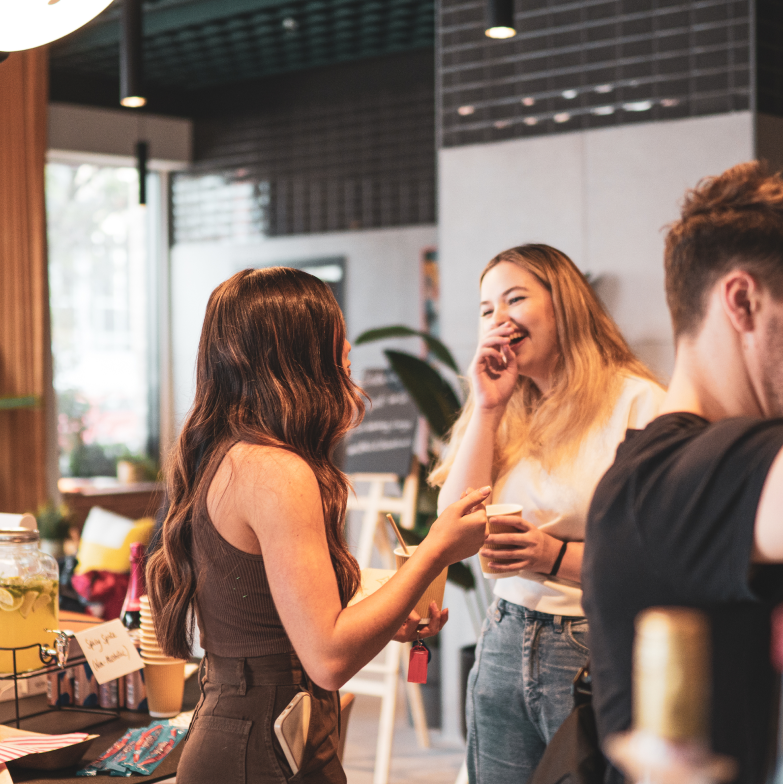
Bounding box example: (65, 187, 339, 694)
(430, 244, 660, 482)
(147, 267, 365, 659)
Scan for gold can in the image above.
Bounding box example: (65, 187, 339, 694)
(633, 607, 710, 742)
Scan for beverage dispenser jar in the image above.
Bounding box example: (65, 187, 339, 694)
(0, 529, 59, 673)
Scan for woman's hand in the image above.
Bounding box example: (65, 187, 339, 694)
(480, 515, 563, 575)
(470, 322, 519, 411)
(392, 603, 449, 642)
(425, 486, 490, 566)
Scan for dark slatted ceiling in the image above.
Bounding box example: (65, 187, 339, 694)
(49, 0, 434, 95)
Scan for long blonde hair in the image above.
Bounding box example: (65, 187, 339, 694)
(430, 244, 659, 483)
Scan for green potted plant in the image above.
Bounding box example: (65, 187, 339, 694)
(353, 325, 474, 588)
(35, 501, 73, 558)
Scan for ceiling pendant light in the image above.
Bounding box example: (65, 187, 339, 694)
(120, 0, 145, 108)
(0, 0, 114, 53)
(136, 141, 148, 205)
(485, 0, 516, 39)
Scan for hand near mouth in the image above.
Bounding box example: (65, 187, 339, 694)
(470, 322, 520, 411)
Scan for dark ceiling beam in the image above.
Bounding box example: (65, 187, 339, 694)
(56, 0, 358, 55)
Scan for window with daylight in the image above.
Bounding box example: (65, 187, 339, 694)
(46, 162, 159, 478)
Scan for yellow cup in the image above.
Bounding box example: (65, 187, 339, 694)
(144, 660, 186, 718)
(479, 504, 523, 578)
(393, 545, 448, 624)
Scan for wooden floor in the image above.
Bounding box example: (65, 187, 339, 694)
(341, 683, 465, 784)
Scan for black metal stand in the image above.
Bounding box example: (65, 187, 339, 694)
(1, 639, 120, 730)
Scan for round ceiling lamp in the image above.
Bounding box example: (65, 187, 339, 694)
(485, 0, 516, 39)
(0, 0, 114, 52)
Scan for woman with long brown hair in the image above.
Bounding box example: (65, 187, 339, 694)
(147, 267, 489, 784)
(430, 245, 665, 784)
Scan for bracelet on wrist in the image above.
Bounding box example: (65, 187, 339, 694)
(549, 540, 568, 577)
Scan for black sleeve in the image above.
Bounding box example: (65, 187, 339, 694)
(634, 418, 783, 604)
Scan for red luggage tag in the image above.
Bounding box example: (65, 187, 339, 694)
(408, 640, 431, 684)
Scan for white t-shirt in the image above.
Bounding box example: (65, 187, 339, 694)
(491, 374, 665, 617)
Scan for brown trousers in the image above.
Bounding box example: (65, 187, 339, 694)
(177, 651, 345, 784)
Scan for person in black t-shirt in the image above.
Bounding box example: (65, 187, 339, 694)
(583, 161, 783, 784)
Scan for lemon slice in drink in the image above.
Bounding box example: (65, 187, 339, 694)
(0, 587, 23, 612)
(18, 590, 39, 619)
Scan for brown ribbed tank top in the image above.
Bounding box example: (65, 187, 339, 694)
(191, 448, 294, 658)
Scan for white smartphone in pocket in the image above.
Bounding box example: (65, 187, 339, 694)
(274, 691, 311, 775)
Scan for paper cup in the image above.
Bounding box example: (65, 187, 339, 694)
(480, 504, 523, 578)
(144, 660, 186, 718)
(393, 545, 448, 624)
(141, 653, 179, 665)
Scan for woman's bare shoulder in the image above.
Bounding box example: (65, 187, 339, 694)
(226, 442, 320, 498)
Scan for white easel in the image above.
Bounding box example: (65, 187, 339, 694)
(343, 460, 430, 784)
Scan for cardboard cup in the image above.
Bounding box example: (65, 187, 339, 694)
(393, 545, 448, 624)
(480, 504, 524, 578)
(144, 660, 186, 718)
(141, 653, 178, 664)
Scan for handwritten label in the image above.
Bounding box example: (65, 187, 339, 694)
(73, 619, 144, 684)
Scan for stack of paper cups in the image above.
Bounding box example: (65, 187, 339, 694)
(139, 595, 186, 718)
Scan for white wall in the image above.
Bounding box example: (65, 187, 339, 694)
(171, 225, 437, 425)
(48, 102, 192, 169)
(438, 111, 756, 381)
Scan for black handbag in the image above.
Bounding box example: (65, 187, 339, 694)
(526, 663, 606, 784)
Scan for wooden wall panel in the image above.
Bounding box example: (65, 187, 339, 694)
(0, 48, 53, 514)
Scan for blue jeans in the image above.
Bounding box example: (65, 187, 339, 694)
(466, 598, 590, 784)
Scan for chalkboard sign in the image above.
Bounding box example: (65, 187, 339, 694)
(344, 369, 419, 476)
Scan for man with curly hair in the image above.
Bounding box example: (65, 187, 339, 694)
(584, 161, 783, 784)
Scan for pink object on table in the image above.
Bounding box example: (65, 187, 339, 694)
(0, 732, 89, 764)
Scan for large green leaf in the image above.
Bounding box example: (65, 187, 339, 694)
(354, 325, 459, 373)
(384, 350, 461, 438)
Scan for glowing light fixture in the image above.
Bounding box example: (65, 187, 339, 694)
(0, 0, 114, 52)
(120, 0, 145, 108)
(485, 0, 516, 39)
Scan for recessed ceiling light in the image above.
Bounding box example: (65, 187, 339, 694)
(623, 100, 653, 112)
(458, 105, 475, 116)
(595, 84, 614, 94)
(282, 16, 298, 32)
(592, 106, 615, 116)
(660, 98, 680, 107)
(521, 97, 535, 107)
(554, 112, 571, 123)
(494, 119, 511, 129)
(562, 89, 578, 99)
(523, 117, 538, 126)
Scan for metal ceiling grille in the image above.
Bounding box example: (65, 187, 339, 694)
(50, 0, 435, 92)
(439, 0, 752, 147)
